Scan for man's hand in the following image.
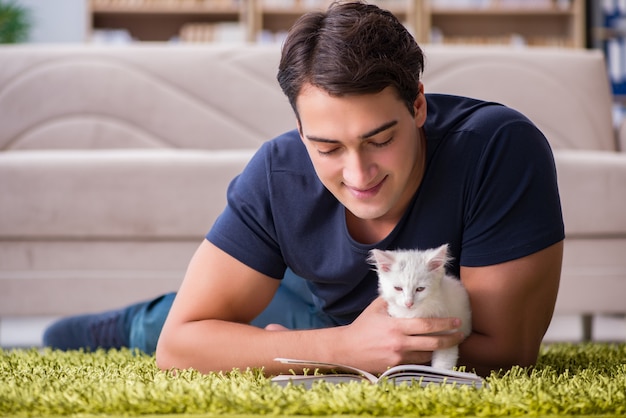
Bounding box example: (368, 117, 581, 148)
(337, 297, 465, 373)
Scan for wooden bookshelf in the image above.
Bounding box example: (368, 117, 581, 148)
(88, 0, 585, 47)
(415, 0, 586, 48)
(253, 0, 416, 41)
(90, 0, 246, 42)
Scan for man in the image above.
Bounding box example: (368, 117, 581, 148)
(44, 2, 564, 377)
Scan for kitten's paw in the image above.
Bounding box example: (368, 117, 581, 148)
(431, 360, 456, 370)
(431, 346, 458, 370)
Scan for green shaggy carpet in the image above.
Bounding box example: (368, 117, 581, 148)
(1, 343, 625, 417)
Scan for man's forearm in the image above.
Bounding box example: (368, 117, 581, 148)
(156, 319, 346, 375)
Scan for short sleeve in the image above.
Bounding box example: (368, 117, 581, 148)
(206, 142, 287, 279)
(460, 117, 565, 267)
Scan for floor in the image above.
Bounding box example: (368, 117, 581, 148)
(1, 313, 625, 348)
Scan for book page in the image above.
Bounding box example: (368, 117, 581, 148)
(381, 364, 485, 387)
(273, 358, 378, 382)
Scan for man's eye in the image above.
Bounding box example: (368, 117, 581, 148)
(371, 137, 394, 148)
(317, 148, 339, 156)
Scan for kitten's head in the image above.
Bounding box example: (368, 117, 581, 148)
(368, 244, 450, 310)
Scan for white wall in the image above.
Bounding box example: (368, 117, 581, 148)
(16, 0, 88, 43)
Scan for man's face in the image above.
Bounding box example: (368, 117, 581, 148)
(296, 84, 427, 225)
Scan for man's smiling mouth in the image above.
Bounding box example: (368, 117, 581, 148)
(345, 176, 387, 199)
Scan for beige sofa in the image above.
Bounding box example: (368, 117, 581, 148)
(1, 44, 625, 339)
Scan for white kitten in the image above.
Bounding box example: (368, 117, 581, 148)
(368, 244, 471, 370)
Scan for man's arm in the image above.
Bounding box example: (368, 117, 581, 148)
(458, 241, 563, 376)
(156, 239, 464, 375)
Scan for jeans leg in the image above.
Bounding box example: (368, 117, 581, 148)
(129, 269, 334, 353)
(250, 268, 336, 329)
(129, 292, 176, 354)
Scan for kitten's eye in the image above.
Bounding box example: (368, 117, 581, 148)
(415, 287, 425, 293)
(394, 286, 403, 292)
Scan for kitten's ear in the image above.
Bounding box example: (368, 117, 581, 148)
(427, 244, 450, 271)
(368, 249, 394, 272)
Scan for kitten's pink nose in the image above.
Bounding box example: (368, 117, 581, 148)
(405, 301, 414, 308)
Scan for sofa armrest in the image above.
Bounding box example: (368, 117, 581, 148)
(554, 150, 626, 237)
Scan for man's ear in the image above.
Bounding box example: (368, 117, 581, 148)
(413, 82, 427, 128)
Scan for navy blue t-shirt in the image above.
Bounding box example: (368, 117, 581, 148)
(207, 94, 565, 324)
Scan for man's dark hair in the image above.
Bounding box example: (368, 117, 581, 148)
(277, 1, 425, 120)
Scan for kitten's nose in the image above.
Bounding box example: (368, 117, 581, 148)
(405, 301, 414, 308)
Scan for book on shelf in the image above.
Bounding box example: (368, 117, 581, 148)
(270, 357, 486, 389)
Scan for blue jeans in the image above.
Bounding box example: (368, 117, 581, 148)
(129, 269, 338, 353)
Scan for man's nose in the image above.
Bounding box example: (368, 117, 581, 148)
(343, 152, 375, 188)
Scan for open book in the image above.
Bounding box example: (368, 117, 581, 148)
(271, 358, 485, 389)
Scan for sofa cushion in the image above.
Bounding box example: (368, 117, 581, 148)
(555, 150, 626, 236)
(0, 149, 254, 238)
